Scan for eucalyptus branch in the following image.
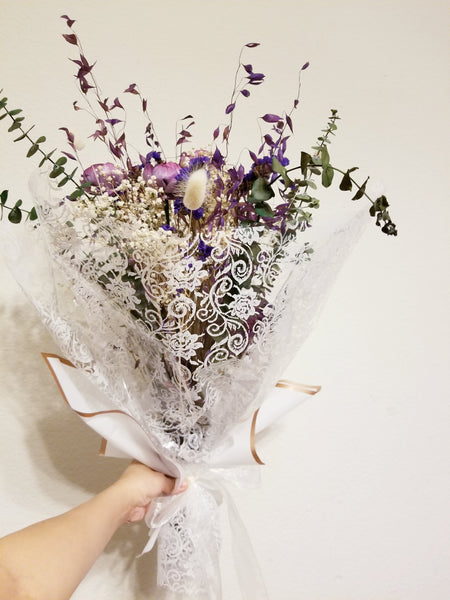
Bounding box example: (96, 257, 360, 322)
(266, 109, 397, 235)
(0, 94, 94, 223)
(0, 190, 37, 223)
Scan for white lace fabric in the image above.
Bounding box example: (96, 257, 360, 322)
(0, 171, 367, 598)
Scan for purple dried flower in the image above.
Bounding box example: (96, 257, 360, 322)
(212, 147, 225, 168)
(143, 161, 181, 193)
(192, 207, 204, 220)
(189, 156, 210, 169)
(81, 162, 125, 194)
(198, 238, 213, 260)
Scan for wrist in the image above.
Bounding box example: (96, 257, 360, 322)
(100, 481, 137, 527)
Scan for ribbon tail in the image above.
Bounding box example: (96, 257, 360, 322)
(216, 481, 269, 600)
(139, 525, 161, 556)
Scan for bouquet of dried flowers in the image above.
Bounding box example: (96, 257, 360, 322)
(0, 14, 396, 599)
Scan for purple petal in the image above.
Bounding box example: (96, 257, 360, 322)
(286, 115, 293, 133)
(59, 127, 75, 144)
(240, 89, 250, 97)
(225, 103, 236, 114)
(262, 113, 282, 123)
(61, 150, 77, 161)
(248, 72, 264, 81)
(61, 14, 76, 28)
(124, 83, 139, 95)
(212, 147, 225, 168)
(62, 33, 78, 46)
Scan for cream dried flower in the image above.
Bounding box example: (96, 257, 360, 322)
(182, 169, 208, 211)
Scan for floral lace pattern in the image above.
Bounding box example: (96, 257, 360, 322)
(0, 172, 366, 598)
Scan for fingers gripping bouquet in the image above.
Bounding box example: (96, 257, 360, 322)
(0, 15, 396, 599)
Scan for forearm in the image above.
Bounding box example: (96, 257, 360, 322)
(0, 483, 130, 600)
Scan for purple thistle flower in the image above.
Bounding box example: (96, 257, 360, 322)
(198, 238, 213, 261)
(147, 151, 162, 162)
(192, 207, 204, 220)
(161, 224, 175, 232)
(189, 156, 210, 169)
(173, 197, 183, 214)
(175, 166, 191, 183)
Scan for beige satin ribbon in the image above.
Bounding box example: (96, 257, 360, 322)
(42, 353, 138, 457)
(250, 380, 322, 465)
(42, 353, 320, 466)
(276, 379, 322, 395)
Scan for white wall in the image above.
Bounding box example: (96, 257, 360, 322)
(0, 1, 448, 599)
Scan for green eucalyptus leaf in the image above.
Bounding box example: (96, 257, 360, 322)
(272, 156, 293, 186)
(26, 144, 39, 157)
(56, 156, 68, 166)
(339, 170, 353, 191)
(8, 206, 22, 223)
(250, 177, 275, 202)
(0, 113, 8, 121)
(13, 132, 28, 141)
(0, 190, 8, 205)
(35, 136, 46, 144)
(14, 199, 23, 208)
(57, 176, 70, 187)
(352, 177, 368, 200)
(49, 166, 64, 178)
(38, 148, 57, 168)
(321, 145, 330, 168)
(68, 188, 86, 200)
(321, 165, 334, 188)
(8, 120, 22, 132)
(300, 152, 311, 176)
(254, 203, 274, 218)
(378, 195, 389, 208)
(29, 207, 38, 221)
(9, 108, 22, 116)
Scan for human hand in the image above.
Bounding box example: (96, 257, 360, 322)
(112, 461, 188, 524)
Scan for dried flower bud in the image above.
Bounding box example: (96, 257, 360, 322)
(73, 132, 85, 151)
(182, 169, 208, 211)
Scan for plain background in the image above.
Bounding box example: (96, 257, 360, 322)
(0, 1, 448, 599)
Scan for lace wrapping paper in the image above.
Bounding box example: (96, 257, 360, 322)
(0, 171, 367, 598)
